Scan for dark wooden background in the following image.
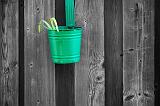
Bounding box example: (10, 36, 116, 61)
(0, 0, 157, 106)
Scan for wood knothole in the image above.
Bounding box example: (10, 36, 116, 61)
(36, 7, 40, 13)
(5, 102, 9, 106)
(124, 94, 135, 101)
(129, 48, 134, 51)
(120, 53, 123, 57)
(37, 99, 40, 104)
(29, 62, 33, 68)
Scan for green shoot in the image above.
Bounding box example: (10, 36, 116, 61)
(38, 20, 44, 33)
(38, 17, 59, 33)
(50, 17, 59, 32)
(48, 18, 56, 30)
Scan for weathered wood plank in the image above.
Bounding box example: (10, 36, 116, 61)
(19, 0, 24, 105)
(24, 0, 55, 106)
(123, 0, 154, 106)
(75, 0, 105, 106)
(104, 0, 123, 105)
(55, 64, 75, 106)
(0, 0, 19, 106)
(55, 0, 66, 26)
(155, 0, 160, 105)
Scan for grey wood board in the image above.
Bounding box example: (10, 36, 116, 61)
(24, 0, 55, 106)
(123, 0, 154, 106)
(75, 0, 105, 106)
(104, 0, 123, 105)
(0, 0, 19, 106)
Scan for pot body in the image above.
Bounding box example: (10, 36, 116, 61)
(48, 26, 82, 64)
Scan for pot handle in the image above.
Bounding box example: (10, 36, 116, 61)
(65, 0, 75, 27)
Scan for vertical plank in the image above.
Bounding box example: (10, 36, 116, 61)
(55, 0, 66, 26)
(123, 0, 154, 106)
(0, 0, 19, 106)
(155, 0, 160, 105)
(55, 64, 75, 106)
(141, 1, 154, 106)
(24, 0, 55, 106)
(75, 0, 105, 106)
(104, 0, 123, 105)
(55, 0, 75, 106)
(19, 0, 24, 105)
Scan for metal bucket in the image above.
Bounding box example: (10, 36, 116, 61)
(48, 26, 82, 64)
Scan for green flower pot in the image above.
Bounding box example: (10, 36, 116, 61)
(48, 26, 82, 64)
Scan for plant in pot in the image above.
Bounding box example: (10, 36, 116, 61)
(38, 17, 82, 64)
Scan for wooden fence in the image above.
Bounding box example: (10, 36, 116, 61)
(0, 0, 157, 106)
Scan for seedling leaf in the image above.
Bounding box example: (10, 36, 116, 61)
(50, 17, 59, 32)
(41, 20, 52, 30)
(38, 17, 59, 32)
(38, 20, 42, 33)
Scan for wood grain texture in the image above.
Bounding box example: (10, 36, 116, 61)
(24, 0, 55, 106)
(55, 0, 66, 26)
(104, 0, 123, 105)
(18, 0, 24, 105)
(55, 64, 75, 106)
(75, 0, 105, 106)
(155, 0, 160, 105)
(123, 0, 154, 106)
(0, 0, 19, 106)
